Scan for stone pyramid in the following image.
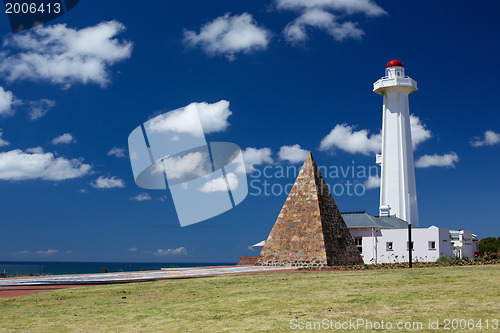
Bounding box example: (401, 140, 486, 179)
(256, 152, 363, 267)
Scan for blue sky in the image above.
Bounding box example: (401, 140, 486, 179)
(0, 0, 499, 263)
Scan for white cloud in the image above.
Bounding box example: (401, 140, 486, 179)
(25, 147, 44, 154)
(148, 100, 231, 136)
(128, 247, 138, 252)
(184, 13, 271, 60)
(319, 123, 381, 155)
(470, 130, 500, 147)
(275, 0, 386, 16)
(197, 100, 232, 133)
(240, 147, 273, 173)
(51, 133, 75, 145)
(156, 151, 210, 180)
(278, 144, 309, 163)
(28, 99, 56, 120)
(37, 249, 58, 256)
(0, 21, 133, 87)
(107, 146, 127, 158)
(0, 149, 90, 181)
(320, 115, 431, 155)
(154, 247, 187, 256)
(364, 175, 380, 189)
(0, 87, 15, 117)
(415, 152, 459, 168)
(410, 115, 432, 149)
(14, 249, 59, 256)
(284, 9, 364, 44)
(0, 129, 10, 147)
(91, 176, 125, 189)
(276, 0, 385, 44)
(130, 192, 152, 201)
(199, 173, 238, 193)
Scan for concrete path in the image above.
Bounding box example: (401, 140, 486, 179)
(0, 265, 292, 287)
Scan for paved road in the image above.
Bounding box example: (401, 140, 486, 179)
(0, 265, 293, 287)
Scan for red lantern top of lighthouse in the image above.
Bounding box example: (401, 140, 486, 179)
(386, 59, 404, 68)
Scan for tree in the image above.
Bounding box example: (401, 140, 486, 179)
(478, 237, 500, 256)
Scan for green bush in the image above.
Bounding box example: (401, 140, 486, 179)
(436, 256, 451, 263)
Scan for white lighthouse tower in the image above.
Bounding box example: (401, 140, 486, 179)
(374, 60, 419, 227)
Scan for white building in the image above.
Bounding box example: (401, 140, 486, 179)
(450, 230, 476, 259)
(341, 212, 477, 264)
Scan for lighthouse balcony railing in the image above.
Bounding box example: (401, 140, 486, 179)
(379, 75, 411, 80)
(374, 76, 417, 90)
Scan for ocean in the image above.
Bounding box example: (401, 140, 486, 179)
(0, 261, 234, 276)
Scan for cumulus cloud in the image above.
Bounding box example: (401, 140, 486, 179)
(415, 152, 459, 168)
(0, 87, 16, 117)
(199, 173, 238, 193)
(0, 129, 10, 147)
(25, 147, 44, 154)
(156, 151, 211, 181)
(184, 13, 271, 60)
(275, 0, 386, 16)
(130, 192, 152, 201)
(284, 9, 364, 44)
(107, 146, 127, 158)
(319, 123, 381, 155)
(91, 176, 125, 189)
(28, 99, 56, 120)
(148, 100, 232, 136)
(239, 147, 273, 173)
(470, 130, 500, 147)
(320, 115, 431, 155)
(276, 0, 385, 44)
(197, 100, 232, 133)
(409, 115, 432, 149)
(51, 133, 75, 145)
(364, 175, 380, 189)
(0, 21, 133, 87)
(278, 144, 309, 163)
(154, 247, 187, 256)
(0, 149, 90, 181)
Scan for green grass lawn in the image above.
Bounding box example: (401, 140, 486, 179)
(1, 265, 499, 332)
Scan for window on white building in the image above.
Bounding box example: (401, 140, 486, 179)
(355, 237, 362, 254)
(386, 242, 393, 251)
(407, 241, 414, 251)
(429, 241, 436, 250)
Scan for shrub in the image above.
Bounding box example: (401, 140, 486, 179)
(436, 256, 451, 263)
